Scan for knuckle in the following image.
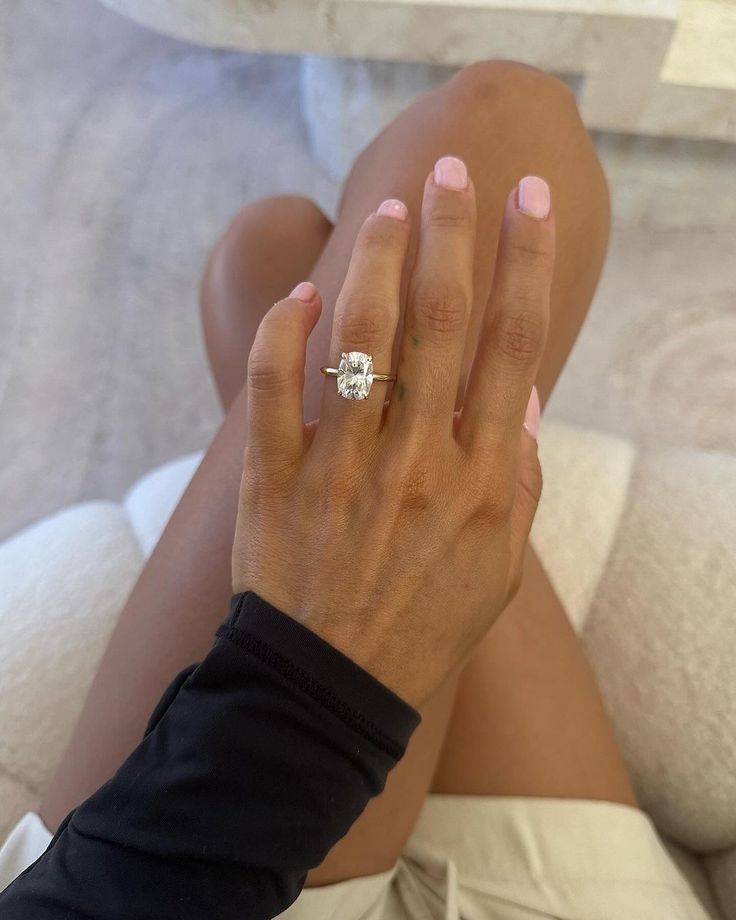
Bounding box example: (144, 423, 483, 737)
(498, 276, 549, 319)
(247, 345, 301, 393)
(465, 447, 515, 513)
(493, 309, 546, 364)
(506, 236, 555, 271)
(462, 464, 499, 509)
(411, 279, 469, 336)
(424, 205, 473, 232)
(478, 479, 515, 522)
(400, 462, 434, 513)
(334, 298, 394, 348)
(378, 450, 435, 514)
(359, 216, 402, 250)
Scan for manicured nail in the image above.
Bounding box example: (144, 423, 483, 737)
(289, 281, 317, 303)
(518, 176, 550, 219)
(523, 385, 541, 439)
(434, 155, 468, 191)
(377, 198, 408, 221)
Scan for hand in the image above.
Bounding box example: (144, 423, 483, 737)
(232, 159, 553, 707)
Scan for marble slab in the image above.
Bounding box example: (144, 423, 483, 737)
(98, 0, 736, 142)
(663, 0, 736, 90)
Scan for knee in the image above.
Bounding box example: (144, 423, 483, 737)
(215, 195, 331, 264)
(445, 59, 581, 133)
(201, 195, 331, 317)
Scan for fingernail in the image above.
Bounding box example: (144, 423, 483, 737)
(523, 385, 541, 439)
(377, 198, 408, 221)
(518, 176, 550, 220)
(434, 155, 468, 191)
(289, 281, 317, 303)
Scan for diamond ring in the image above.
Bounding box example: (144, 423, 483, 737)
(320, 351, 397, 400)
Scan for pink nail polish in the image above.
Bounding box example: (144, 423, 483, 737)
(289, 281, 317, 303)
(518, 176, 550, 220)
(377, 198, 408, 221)
(523, 385, 541, 438)
(434, 156, 468, 191)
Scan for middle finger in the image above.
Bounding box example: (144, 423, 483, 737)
(385, 156, 477, 436)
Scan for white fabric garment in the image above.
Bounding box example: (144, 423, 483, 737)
(280, 796, 717, 919)
(0, 798, 714, 918)
(0, 812, 53, 892)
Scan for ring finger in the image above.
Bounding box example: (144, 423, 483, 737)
(315, 198, 411, 439)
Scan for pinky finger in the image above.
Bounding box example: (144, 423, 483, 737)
(459, 176, 553, 454)
(246, 281, 322, 465)
(507, 413, 544, 598)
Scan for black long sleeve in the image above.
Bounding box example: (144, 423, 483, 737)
(0, 592, 420, 919)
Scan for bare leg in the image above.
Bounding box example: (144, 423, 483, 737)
(431, 549, 635, 803)
(41, 198, 333, 826)
(41, 63, 634, 885)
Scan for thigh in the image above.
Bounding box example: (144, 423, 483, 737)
(431, 549, 636, 804)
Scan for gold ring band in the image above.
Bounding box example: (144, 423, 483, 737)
(320, 366, 396, 382)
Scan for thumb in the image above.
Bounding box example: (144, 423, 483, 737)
(246, 281, 322, 465)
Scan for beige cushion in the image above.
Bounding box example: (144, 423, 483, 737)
(532, 423, 736, 918)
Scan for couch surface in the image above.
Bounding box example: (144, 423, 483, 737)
(0, 423, 733, 917)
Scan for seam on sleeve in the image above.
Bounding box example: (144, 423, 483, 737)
(216, 624, 403, 760)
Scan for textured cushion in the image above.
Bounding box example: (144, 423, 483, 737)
(0, 426, 734, 915)
(0, 502, 144, 836)
(533, 429, 736, 849)
(531, 424, 736, 919)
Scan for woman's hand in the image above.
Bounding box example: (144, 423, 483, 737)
(232, 159, 553, 707)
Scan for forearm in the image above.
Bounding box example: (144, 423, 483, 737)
(1, 593, 419, 920)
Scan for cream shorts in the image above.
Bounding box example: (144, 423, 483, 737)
(279, 796, 712, 920)
(0, 798, 711, 918)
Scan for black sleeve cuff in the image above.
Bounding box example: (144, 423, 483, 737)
(217, 591, 420, 759)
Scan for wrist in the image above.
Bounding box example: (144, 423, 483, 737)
(223, 592, 422, 744)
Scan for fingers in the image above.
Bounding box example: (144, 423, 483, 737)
(316, 199, 410, 437)
(385, 156, 477, 436)
(458, 176, 553, 453)
(246, 281, 322, 465)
